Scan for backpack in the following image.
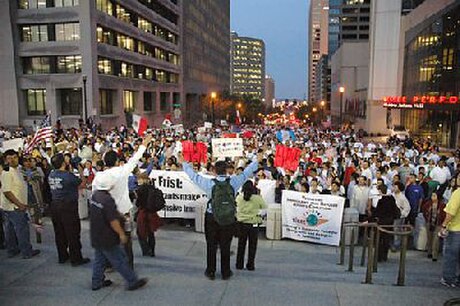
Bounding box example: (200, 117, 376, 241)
(141, 184, 166, 213)
(211, 178, 236, 226)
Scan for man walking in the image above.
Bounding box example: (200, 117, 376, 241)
(181, 153, 261, 280)
(1, 149, 40, 259)
(48, 153, 90, 266)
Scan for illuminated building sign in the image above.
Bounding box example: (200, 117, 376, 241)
(382, 95, 460, 109)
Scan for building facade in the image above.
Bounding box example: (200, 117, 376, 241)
(339, 0, 371, 42)
(308, 0, 329, 103)
(230, 32, 265, 99)
(182, 0, 230, 124)
(0, 0, 182, 129)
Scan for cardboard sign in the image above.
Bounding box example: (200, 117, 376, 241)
(182, 141, 207, 164)
(274, 145, 301, 171)
(0, 138, 24, 153)
(212, 138, 243, 158)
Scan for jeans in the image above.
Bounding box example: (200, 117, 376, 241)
(392, 218, 405, 249)
(92, 245, 138, 289)
(442, 231, 460, 284)
(0, 210, 5, 248)
(4, 210, 33, 257)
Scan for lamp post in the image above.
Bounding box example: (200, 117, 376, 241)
(211, 91, 217, 124)
(320, 100, 326, 122)
(82, 75, 88, 124)
(339, 86, 345, 125)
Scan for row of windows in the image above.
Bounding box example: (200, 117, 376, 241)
(18, 0, 78, 9)
(22, 55, 81, 74)
(96, 26, 179, 65)
(25, 88, 178, 117)
(97, 57, 178, 83)
(96, 0, 178, 42)
(20, 23, 80, 42)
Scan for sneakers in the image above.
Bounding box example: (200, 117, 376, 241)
(71, 258, 91, 267)
(204, 271, 216, 280)
(92, 279, 113, 291)
(23, 249, 40, 259)
(127, 278, 148, 291)
(441, 278, 457, 288)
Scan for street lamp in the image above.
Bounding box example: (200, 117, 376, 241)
(210, 91, 217, 124)
(82, 75, 88, 123)
(339, 86, 345, 125)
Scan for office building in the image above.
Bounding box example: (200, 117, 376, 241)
(182, 0, 230, 124)
(264, 75, 275, 108)
(0, 0, 181, 129)
(308, 0, 329, 103)
(230, 32, 265, 99)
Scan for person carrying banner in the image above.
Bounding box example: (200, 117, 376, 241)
(180, 152, 261, 280)
(235, 180, 267, 271)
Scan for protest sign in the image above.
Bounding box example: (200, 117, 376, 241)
(281, 190, 345, 246)
(172, 124, 184, 133)
(197, 127, 206, 133)
(220, 120, 228, 126)
(212, 138, 243, 158)
(257, 179, 276, 204)
(204, 122, 212, 129)
(0, 138, 24, 153)
(149, 170, 209, 219)
(182, 141, 207, 164)
(274, 145, 301, 171)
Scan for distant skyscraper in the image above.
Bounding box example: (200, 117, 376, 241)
(182, 0, 230, 124)
(339, 0, 371, 42)
(231, 32, 265, 99)
(328, 0, 342, 56)
(308, 0, 329, 103)
(264, 75, 275, 108)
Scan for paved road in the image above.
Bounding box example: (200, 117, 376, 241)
(0, 220, 458, 306)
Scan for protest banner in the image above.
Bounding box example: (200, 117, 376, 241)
(0, 138, 24, 153)
(281, 190, 345, 246)
(149, 170, 209, 219)
(212, 138, 243, 158)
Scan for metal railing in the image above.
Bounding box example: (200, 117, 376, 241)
(338, 222, 413, 286)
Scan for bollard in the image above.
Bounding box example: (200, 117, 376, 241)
(396, 234, 409, 286)
(338, 225, 346, 265)
(363, 226, 374, 284)
(348, 227, 356, 272)
(360, 226, 368, 267)
(373, 228, 380, 273)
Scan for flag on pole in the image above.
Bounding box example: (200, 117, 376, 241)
(25, 127, 54, 154)
(235, 109, 241, 125)
(132, 114, 148, 136)
(40, 111, 51, 128)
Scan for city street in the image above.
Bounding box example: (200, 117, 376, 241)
(0, 220, 458, 306)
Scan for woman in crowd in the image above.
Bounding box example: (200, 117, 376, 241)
(235, 180, 267, 271)
(421, 192, 445, 261)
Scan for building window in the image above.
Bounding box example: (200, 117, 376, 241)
(99, 89, 114, 115)
(121, 62, 134, 78)
(160, 92, 169, 111)
(172, 92, 180, 108)
(169, 73, 179, 84)
(96, 26, 114, 45)
(21, 25, 49, 42)
(18, 0, 50, 9)
(55, 23, 80, 41)
(97, 57, 112, 75)
(138, 17, 152, 33)
(145, 68, 153, 80)
(96, 0, 113, 15)
(57, 55, 82, 73)
(156, 70, 167, 83)
(23, 57, 51, 74)
(116, 4, 134, 24)
(144, 92, 156, 112)
(123, 90, 136, 112)
(25, 89, 46, 116)
(58, 88, 82, 116)
(117, 34, 135, 51)
(55, 0, 79, 7)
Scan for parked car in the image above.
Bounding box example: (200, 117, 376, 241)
(389, 125, 410, 141)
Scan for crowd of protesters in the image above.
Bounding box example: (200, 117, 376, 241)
(0, 120, 460, 288)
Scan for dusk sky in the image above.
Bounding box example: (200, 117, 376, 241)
(231, 0, 309, 100)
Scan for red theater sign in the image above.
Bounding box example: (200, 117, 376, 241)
(382, 95, 460, 109)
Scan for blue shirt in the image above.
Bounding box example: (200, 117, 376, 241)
(48, 170, 82, 202)
(128, 161, 155, 192)
(405, 183, 424, 211)
(182, 160, 259, 214)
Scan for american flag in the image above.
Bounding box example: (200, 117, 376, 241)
(25, 127, 53, 154)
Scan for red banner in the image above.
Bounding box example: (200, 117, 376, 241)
(274, 145, 301, 171)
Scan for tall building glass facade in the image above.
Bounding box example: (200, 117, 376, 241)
(402, 3, 460, 147)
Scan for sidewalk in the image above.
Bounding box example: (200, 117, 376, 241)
(0, 219, 458, 306)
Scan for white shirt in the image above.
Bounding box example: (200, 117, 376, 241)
(430, 166, 450, 185)
(393, 192, 411, 218)
(351, 185, 369, 215)
(92, 145, 146, 214)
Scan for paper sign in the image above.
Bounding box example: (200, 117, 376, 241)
(212, 138, 243, 158)
(1, 138, 24, 152)
(204, 122, 213, 129)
